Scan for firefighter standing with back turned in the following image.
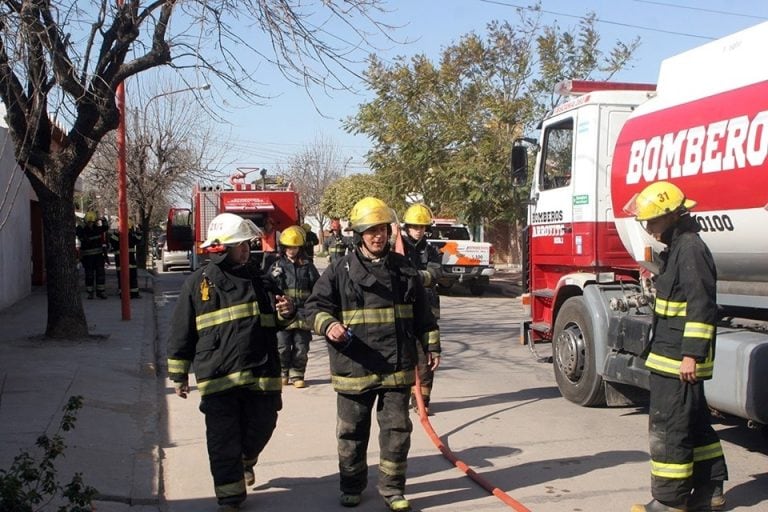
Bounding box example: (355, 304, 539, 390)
(625, 181, 727, 512)
(400, 203, 442, 414)
(110, 218, 142, 298)
(305, 196, 440, 512)
(76, 210, 109, 299)
(167, 213, 295, 512)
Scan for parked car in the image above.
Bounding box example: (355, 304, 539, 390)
(160, 240, 191, 272)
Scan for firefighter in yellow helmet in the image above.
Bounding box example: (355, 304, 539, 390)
(400, 203, 442, 415)
(267, 225, 320, 388)
(167, 212, 295, 511)
(76, 210, 109, 299)
(624, 182, 727, 512)
(109, 218, 143, 298)
(305, 197, 440, 512)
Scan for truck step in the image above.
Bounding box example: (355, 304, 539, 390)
(532, 288, 554, 298)
(530, 322, 551, 333)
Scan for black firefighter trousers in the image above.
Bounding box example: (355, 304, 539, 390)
(199, 388, 282, 506)
(413, 347, 435, 406)
(337, 387, 412, 498)
(648, 373, 728, 505)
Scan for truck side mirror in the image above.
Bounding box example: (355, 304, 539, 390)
(510, 144, 529, 187)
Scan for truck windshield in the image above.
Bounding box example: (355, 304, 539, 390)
(428, 226, 471, 240)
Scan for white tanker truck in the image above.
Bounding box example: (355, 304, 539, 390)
(512, 21, 768, 426)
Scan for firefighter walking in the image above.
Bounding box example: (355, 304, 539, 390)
(76, 210, 109, 299)
(400, 203, 443, 414)
(305, 197, 440, 512)
(167, 213, 295, 512)
(268, 225, 320, 388)
(110, 219, 142, 298)
(625, 182, 727, 512)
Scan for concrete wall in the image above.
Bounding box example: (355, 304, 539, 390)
(0, 109, 32, 310)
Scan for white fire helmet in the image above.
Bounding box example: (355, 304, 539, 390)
(200, 213, 262, 250)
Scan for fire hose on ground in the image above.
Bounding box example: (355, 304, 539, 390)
(412, 358, 531, 511)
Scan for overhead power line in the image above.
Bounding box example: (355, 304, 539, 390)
(477, 0, 765, 40)
(632, 0, 767, 21)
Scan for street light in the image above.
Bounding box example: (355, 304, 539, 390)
(117, 82, 210, 320)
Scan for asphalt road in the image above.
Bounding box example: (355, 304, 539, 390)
(153, 266, 768, 512)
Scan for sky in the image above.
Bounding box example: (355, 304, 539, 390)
(198, 0, 768, 178)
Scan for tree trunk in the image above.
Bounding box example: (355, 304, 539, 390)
(41, 194, 88, 338)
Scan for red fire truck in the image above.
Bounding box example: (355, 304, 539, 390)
(166, 169, 301, 269)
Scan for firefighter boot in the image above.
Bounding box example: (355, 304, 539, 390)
(292, 378, 307, 388)
(244, 465, 255, 487)
(630, 499, 687, 512)
(87, 292, 94, 300)
(688, 482, 725, 511)
(97, 291, 108, 299)
(339, 493, 362, 507)
(383, 495, 412, 512)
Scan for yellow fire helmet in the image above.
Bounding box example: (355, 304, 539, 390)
(403, 203, 433, 226)
(84, 210, 98, 223)
(349, 196, 395, 233)
(201, 213, 262, 249)
(623, 181, 697, 222)
(279, 225, 306, 247)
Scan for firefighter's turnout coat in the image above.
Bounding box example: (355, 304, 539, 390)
(305, 247, 440, 394)
(167, 255, 292, 395)
(645, 214, 727, 505)
(647, 215, 717, 379)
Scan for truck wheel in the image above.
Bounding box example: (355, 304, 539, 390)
(469, 283, 486, 296)
(552, 296, 605, 407)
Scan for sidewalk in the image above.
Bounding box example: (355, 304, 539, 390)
(0, 269, 160, 511)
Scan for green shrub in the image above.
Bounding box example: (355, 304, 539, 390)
(0, 396, 97, 511)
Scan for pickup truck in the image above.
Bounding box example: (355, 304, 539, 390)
(427, 220, 495, 296)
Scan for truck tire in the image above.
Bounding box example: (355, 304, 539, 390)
(552, 296, 605, 407)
